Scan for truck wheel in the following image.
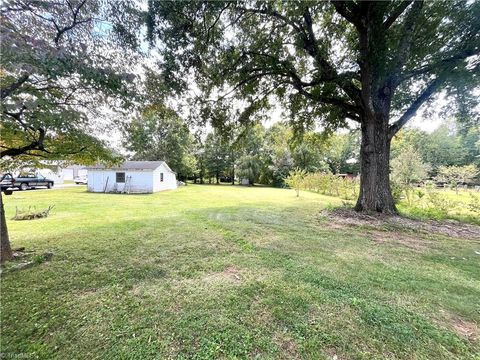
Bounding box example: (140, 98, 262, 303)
(47, 183, 53, 189)
(20, 183, 29, 191)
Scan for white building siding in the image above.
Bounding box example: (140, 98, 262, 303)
(152, 164, 177, 192)
(63, 169, 74, 181)
(88, 170, 154, 193)
(87, 164, 176, 193)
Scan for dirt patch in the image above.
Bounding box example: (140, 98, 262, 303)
(450, 318, 479, 342)
(273, 332, 300, 359)
(323, 348, 347, 360)
(202, 266, 242, 284)
(367, 230, 430, 251)
(321, 208, 480, 241)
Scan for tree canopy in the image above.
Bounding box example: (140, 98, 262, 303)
(0, 0, 135, 167)
(141, 1, 479, 131)
(122, 0, 480, 213)
(123, 104, 197, 180)
(0, 0, 136, 262)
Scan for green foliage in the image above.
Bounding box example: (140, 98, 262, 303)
(391, 122, 480, 175)
(262, 124, 294, 186)
(393, 185, 480, 223)
(236, 155, 263, 186)
(467, 192, 480, 216)
(425, 190, 456, 217)
(418, 125, 466, 170)
(196, 123, 361, 188)
(324, 132, 360, 174)
(436, 165, 478, 192)
(203, 131, 232, 183)
(390, 181, 404, 204)
(284, 168, 307, 197)
(391, 145, 430, 186)
(390, 144, 431, 207)
(291, 133, 331, 173)
(123, 103, 197, 179)
(1, 0, 135, 164)
(294, 171, 359, 200)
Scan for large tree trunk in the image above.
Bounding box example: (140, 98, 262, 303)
(355, 115, 397, 214)
(0, 191, 13, 263)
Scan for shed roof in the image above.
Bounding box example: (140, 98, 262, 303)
(88, 161, 174, 172)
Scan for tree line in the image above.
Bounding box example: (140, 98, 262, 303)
(123, 104, 360, 186)
(124, 105, 479, 187)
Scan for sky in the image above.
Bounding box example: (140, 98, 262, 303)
(99, 1, 476, 153)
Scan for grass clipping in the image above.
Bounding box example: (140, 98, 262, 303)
(12, 205, 54, 221)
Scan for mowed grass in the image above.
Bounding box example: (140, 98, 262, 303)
(1, 185, 479, 359)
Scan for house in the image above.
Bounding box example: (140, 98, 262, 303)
(87, 161, 177, 193)
(62, 165, 88, 181)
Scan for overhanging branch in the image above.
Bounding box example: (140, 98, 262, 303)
(0, 73, 29, 99)
(330, 1, 361, 28)
(388, 76, 444, 139)
(391, 1, 424, 81)
(383, 1, 413, 30)
(0, 128, 46, 158)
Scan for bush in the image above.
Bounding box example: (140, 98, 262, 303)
(284, 168, 307, 197)
(468, 192, 480, 215)
(425, 190, 456, 216)
(390, 181, 404, 204)
(286, 171, 359, 200)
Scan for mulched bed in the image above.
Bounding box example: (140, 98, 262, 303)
(321, 207, 480, 241)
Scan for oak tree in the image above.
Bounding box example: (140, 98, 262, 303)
(140, 0, 479, 213)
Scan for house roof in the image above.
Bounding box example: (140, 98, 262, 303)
(88, 161, 174, 172)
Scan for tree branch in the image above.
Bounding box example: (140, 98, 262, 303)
(289, 81, 361, 122)
(0, 128, 46, 158)
(389, 76, 444, 139)
(53, 0, 89, 44)
(0, 73, 29, 99)
(383, 1, 413, 30)
(330, 1, 361, 28)
(235, 6, 304, 35)
(400, 46, 479, 82)
(302, 6, 362, 108)
(391, 1, 424, 81)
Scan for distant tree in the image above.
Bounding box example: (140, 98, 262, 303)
(392, 121, 480, 175)
(193, 137, 206, 184)
(123, 104, 197, 181)
(234, 124, 268, 184)
(420, 124, 465, 171)
(459, 125, 480, 168)
(203, 132, 231, 184)
(292, 133, 330, 173)
(391, 145, 430, 186)
(237, 155, 263, 186)
(0, 0, 133, 262)
(263, 124, 294, 186)
(325, 132, 360, 174)
(285, 168, 307, 197)
(436, 165, 478, 193)
(390, 128, 423, 159)
(140, 0, 479, 214)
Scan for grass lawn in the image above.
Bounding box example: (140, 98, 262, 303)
(396, 188, 480, 225)
(1, 185, 479, 359)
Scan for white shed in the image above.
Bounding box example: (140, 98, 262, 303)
(87, 161, 177, 193)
